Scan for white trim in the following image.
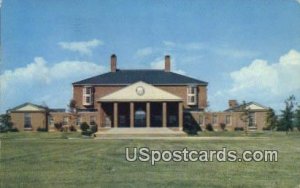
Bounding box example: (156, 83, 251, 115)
(187, 86, 197, 106)
(82, 87, 93, 106)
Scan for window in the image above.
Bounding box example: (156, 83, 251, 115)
(249, 112, 256, 127)
(90, 116, 96, 125)
(86, 96, 91, 104)
(48, 116, 54, 127)
(225, 115, 231, 124)
(83, 86, 93, 106)
(85, 87, 91, 95)
(187, 86, 197, 105)
(212, 114, 218, 124)
(24, 113, 32, 128)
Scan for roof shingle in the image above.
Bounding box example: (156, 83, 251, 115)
(73, 70, 208, 85)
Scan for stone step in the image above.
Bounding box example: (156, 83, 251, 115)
(95, 128, 187, 137)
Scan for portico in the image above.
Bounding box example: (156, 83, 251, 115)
(98, 81, 183, 130)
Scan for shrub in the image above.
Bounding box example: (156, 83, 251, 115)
(80, 122, 90, 131)
(82, 130, 93, 136)
(220, 123, 226, 131)
(0, 124, 8, 133)
(205, 123, 214, 131)
(54, 122, 63, 131)
(37, 127, 47, 132)
(69, 125, 77, 132)
(234, 127, 244, 131)
(263, 127, 271, 131)
(10, 127, 19, 132)
(90, 124, 97, 133)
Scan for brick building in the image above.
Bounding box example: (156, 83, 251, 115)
(7, 54, 269, 132)
(72, 55, 208, 130)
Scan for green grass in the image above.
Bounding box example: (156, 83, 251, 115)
(1, 132, 300, 188)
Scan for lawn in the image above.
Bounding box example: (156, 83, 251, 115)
(1, 132, 300, 188)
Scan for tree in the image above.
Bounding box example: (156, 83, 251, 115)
(279, 95, 296, 133)
(265, 108, 278, 130)
(295, 105, 300, 131)
(0, 113, 13, 132)
(240, 101, 251, 135)
(68, 99, 79, 130)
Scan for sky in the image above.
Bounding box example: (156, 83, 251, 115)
(1, 0, 300, 113)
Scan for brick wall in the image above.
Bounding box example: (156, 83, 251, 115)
(188, 110, 268, 131)
(10, 111, 47, 131)
(73, 85, 207, 110)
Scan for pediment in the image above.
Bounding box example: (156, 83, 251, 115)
(99, 81, 182, 102)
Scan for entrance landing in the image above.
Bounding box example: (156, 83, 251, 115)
(95, 128, 187, 138)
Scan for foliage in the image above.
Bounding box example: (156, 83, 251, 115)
(265, 108, 278, 130)
(10, 127, 19, 132)
(278, 95, 296, 133)
(205, 123, 214, 131)
(81, 130, 93, 136)
(183, 114, 200, 135)
(239, 101, 251, 134)
(37, 127, 48, 132)
(80, 122, 90, 132)
(68, 99, 79, 130)
(68, 99, 77, 112)
(220, 123, 226, 131)
(234, 127, 244, 131)
(294, 105, 300, 131)
(0, 114, 13, 132)
(90, 124, 97, 133)
(69, 125, 77, 132)
(54, 122, 63, 131)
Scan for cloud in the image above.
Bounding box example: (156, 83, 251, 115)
(296, 0, 300, 4)
(150, 57, 186, 75)
(135, 47, 153, 58)
(0, 57, 106, 113)
(230, 49, 300, 95)
(58, 39, 103, 55)
(211, 49, 300, 111)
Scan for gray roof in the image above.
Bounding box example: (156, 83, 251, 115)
(73, 69, 208, 86)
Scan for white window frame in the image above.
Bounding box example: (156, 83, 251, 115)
(187, 86, 197, 106)
(83, 86, 93, 106)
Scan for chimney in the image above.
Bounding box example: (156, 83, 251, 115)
(229, 100, 238, 108)
(110, 54, 117, 72)
(164, 55, 171, 72)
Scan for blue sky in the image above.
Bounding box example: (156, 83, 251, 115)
(1, 0, 300, 113)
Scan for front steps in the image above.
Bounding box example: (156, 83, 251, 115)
(95, 127, 187, 138)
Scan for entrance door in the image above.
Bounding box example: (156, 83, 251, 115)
(135, 108, 146, 127)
